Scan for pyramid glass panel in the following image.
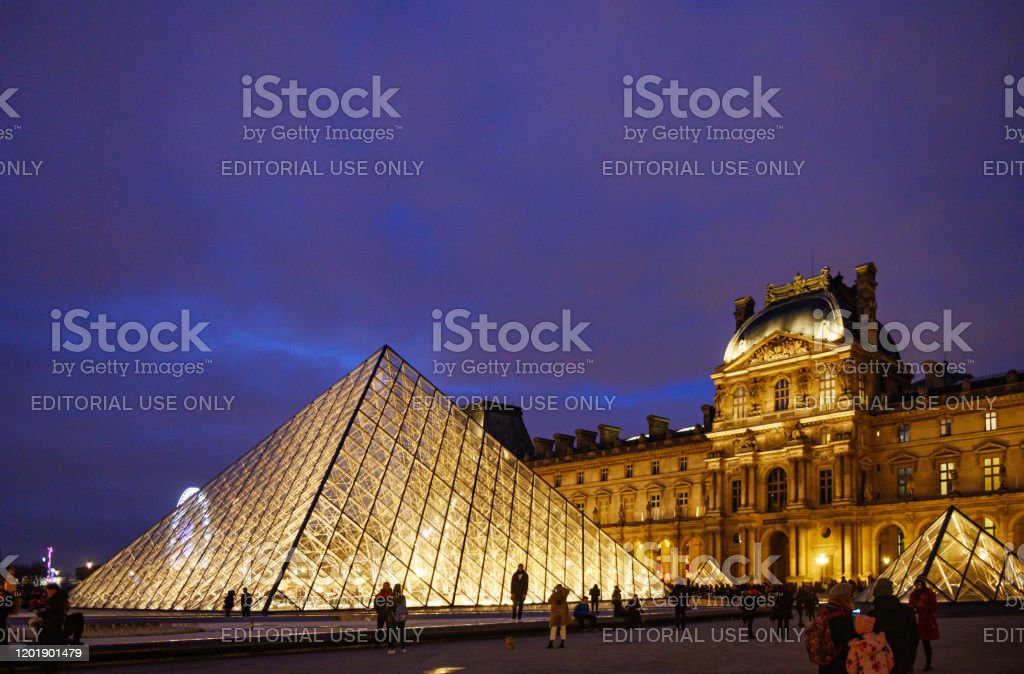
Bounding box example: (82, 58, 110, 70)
(71, 346, 664, 610)
(862, 506, 1024, 603)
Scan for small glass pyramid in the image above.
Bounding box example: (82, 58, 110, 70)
(71, 346, 664, 611)
(862, 505, 1024, 602)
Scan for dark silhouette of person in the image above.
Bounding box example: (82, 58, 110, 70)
(510, 564, 529, 620)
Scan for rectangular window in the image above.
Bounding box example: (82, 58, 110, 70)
(648, 493, 661, 519)
(983, 456, 1001, 492)
(938, 461, 955, 496)
(651, 460, 660, 476)
(598, 500, 609, 523)
(576, 470, 585, 485)
(573, 500, 585, 513)
(939, 417, 952, 437)
(985, 411, 998, 432)
(621, 494, 635, 521)
(554, 474, 562, 488)
(731, 480, 741, 513)
(600, 467, 609, 482)
(897, 466, 912, 498)
(679, 455, 688, 472)
(625, 463, 633, 479)
(819, 468, 833, 505)
(897, 424, 910, 443)
(676, 491, 689, 516)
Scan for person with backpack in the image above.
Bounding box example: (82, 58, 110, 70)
(869, 578, 918, 674)
(908, 577, 939, 672)
(387, 583, 409, 654)
(805, 582, 856, 674)
(845, 613, 895, 674)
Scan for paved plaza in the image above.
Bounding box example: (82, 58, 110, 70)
(97, 614, 1024, 673)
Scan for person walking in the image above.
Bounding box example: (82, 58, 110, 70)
(373, 582, 394, 647)
(869, 578, 918, 674)
(387, 583, 409, 654)
(588, 584, 601, 613)
(670, 581, 688, 630)
(546, 584, 570, 648)
(740, 587, 760, 638)
(240, 588, 253, 617)
(772, 583, 794, 634)
(223, 589, 235, 618)
(510, 563, 528, 621)
(909, 577, 939, 672)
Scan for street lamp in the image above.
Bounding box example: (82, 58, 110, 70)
(881, 556, 891, 567)
(816, 553, 828, 584)
(86, 562, 93, 570)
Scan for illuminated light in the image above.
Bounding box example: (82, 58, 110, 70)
(882, 556, 891, 565)
(816, 553, 828, 566)
(86, 562, 93, 570)
(177, 487, 200, 506)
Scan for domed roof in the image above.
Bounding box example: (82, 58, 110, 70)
(723, 292, 847, 363)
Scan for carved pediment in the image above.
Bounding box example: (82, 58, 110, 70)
(929, 445, 961, 468)
(747, 334, 812, 364)
(973, 440, 1007, 455)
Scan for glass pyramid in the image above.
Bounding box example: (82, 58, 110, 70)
(71, 346, 663, 611)
(862, 506, 1024, 603)
(687, 557, 733, 587)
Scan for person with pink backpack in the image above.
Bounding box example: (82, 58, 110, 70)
(845, 614, 895, 674)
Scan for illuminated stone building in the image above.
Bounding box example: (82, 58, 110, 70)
(528, 264, 1024, 585)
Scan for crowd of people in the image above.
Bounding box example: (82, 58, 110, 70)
(809, 577, 939, 674)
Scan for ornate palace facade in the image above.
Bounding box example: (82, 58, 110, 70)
(527, 264, 1024, 584)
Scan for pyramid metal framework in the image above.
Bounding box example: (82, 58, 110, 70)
(72, 347, 663, 611)
(687, 557, 733, 587)
(861, 506, 1024, 602)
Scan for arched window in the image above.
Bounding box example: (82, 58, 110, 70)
(819, 370, 836, 409)
(767, 467, 788, 512)
(732, 386, 747, 419)
(774, 378, 790, 412)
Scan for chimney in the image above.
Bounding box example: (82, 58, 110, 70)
(597, 424, 621, 446)
(733, 296, 755, 331)
(575, 429, 597, 452)
(701, 404, 714, 431)
(532, 437, 553, 459)
(646, 415, 670, 439)
(553, 433, 575, 455)
(855, 262, 878, 347)
(922, 359, 938, 390)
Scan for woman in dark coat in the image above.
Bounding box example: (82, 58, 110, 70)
(908, 577, 939, 672)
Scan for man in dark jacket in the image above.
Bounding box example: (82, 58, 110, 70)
(819, 582, 856, 674)
(869, 578, 918, 674)
(510, 564, 528, 621)
(670, 581, 688, 630)
(36, 584, 67, 645)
